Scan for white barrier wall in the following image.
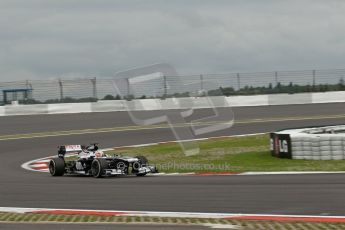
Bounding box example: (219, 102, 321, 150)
(1, 91, 345, 116)
(268, 93, 313, 105)
(4, 104, 48, 116)
(312, 91, 345, 104)
(91, 100, 126, 112)
(134, 99, 162, 111)
(0, 106, 4, 116)
(226, 95, 269, 107)
(48, 103, 92, 114)
(161, 98, 181, 110)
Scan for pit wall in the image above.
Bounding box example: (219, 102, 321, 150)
(1, 91, 345, 116)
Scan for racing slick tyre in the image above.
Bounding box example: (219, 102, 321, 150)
(91, 158, 108, 178)
(49, 158, 65, 176)
(135, 156, 148, 176)
(136, 156, 148, 166)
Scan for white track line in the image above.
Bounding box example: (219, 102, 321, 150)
(112, 133, 267, 149)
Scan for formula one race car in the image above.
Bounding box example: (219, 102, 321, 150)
(49, 143, 158, 178)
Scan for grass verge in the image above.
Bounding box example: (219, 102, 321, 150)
(104, 134, 345, 173)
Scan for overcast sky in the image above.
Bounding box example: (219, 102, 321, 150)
(0, 0, 345, 81)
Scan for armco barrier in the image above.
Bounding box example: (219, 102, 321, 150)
(1, 91, 345, 116)
(271, 125, 345, 160)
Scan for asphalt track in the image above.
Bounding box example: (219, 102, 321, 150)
(1, 103, 345, 216)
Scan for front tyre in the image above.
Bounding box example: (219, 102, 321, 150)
(91, 158, 108, 178)
(49, 158, 65, 176)
(136, 156, 148, 167)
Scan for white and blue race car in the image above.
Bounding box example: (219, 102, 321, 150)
(49, 144, 158, 178)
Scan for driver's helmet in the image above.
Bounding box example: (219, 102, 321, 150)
(95, 150, 105, 158)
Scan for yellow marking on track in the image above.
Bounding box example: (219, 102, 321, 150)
(0, 114, 344, 141)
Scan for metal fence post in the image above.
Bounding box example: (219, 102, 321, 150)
(237, 73, 241, 90)
(126, 78, 130, 99)
(312, 70, 316, 86)
(200, 74, 204, 91)
(163, 75, 167, 98)
(91, 77, 97, 99)
(275, 71, 278, 86)
(58, 79, 63, 101)
(25, 80, 33, 99)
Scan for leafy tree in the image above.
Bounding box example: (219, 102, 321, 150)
(103, 94, 115, 100)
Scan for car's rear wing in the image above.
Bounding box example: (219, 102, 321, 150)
(58, 145, 83, 157)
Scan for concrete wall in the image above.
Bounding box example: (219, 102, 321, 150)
(312, 91, 345, 104)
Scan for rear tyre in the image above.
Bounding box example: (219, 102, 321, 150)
(91, 158, 108, 178)
(49, 158, 65, 176)
(135, 156, 148, 176)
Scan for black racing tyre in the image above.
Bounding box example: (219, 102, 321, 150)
(49, 158, 65, 176)
(135, 156, 148, 176)
(136, 156, 148, 167)
(91, 158, 108, 178)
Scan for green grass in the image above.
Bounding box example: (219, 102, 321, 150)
(105, 134, 345, 173)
